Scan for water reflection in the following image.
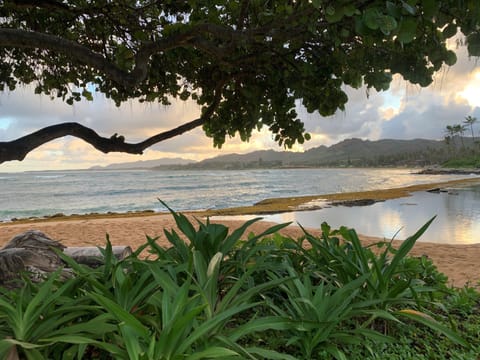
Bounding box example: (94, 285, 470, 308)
(258, 185, 480, 245)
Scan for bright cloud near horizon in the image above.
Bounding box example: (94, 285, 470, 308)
(1, 40, 479, 172)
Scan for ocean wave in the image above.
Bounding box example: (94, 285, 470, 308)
(34, 175, 66, 179)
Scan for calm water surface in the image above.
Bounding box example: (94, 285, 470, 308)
(255, 184, 480, 244)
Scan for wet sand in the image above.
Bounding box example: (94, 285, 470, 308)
(1, 213, 479, 287)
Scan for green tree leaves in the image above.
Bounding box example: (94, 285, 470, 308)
(325, 4, 360, 23)
(363, 8, 398, 35)
(0, 0, 479, 156)
(467, 32, 480, 56)
(396, 18, 418, 43)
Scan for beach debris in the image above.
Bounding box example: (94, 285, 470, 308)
(0, 230, 132, 288)
(0, 230, 66, 287)
(2, 229, 66, 252)
(64, 246, 132, 268)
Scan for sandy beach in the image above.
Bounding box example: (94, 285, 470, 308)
(1, 212, 479, 288)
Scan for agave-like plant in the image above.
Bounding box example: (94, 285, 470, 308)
(158, 199, 290, 264)
(292, 218, 468, 350)
(261, 263, 396, 360)
(65, 207, 297, 359)
(296, 217, 439, 309)
(0, 271, 119, 359)
(84, 258, 295, 360)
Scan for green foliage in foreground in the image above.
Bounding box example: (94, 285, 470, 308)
(0, 208, 479, 359)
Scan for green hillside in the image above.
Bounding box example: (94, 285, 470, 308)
(164, 138, 456, 170)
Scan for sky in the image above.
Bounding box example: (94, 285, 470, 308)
(0, 39, 479, 172)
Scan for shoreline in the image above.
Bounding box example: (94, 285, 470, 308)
(417, 168, 480, 175)
(1, 177, 480, 287)
(3, 176, 480, 224)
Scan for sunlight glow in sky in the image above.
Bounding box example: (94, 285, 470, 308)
(457, 70, 480, 108)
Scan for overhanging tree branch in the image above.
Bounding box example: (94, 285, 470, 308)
(0, 28, 141, 88)
(0, 26, 243, 89)
(5, 0, 71, 11)
(0, 79, 224, 163)
(0, 23, 304, 84)
(0, 118, 204, 163)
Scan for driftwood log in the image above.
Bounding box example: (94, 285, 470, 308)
(63, 246, 133, 267)
(0, 230, 132, 288)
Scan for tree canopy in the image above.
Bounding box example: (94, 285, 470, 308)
(0, 0, 479, 163)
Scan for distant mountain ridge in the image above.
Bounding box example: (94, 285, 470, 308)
(178, 138, 451, 169)
(90, 138, 459, 170)
(90, 157, 195, 170)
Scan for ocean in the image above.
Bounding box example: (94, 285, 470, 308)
(0, 168, 475, 221)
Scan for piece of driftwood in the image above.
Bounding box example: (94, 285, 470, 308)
(2, 229, 66, 251)
(0, 230, 132, 288)
(0, 230, 67, 287)
(64, 246, 133, 267)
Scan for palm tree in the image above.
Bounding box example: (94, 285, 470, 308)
(463, 115, 477, 142)
(444, 135, 454, 157)
(453, 124, 467, 148)
(445, 125, 457, 145)
(445, 125, 458, 158)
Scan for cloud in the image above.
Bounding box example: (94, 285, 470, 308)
(380, 96, 472, 139)
(296, 86, 389, 146)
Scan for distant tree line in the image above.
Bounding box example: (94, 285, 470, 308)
(444, 116, 478, 148)
(443, 115, 480, 167)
